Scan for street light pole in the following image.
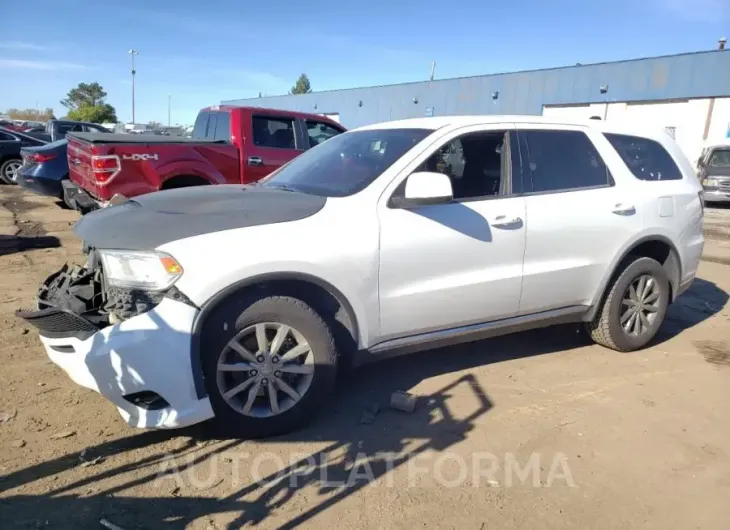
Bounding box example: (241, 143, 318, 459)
(128, 49, 138, 124)
(168, 94, 171, 127)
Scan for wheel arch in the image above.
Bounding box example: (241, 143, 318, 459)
(189, 272, 361, 399)
(584, 235, 682, 322)
(160, 174, 211, 190)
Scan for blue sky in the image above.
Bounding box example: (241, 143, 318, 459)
(1, 0, 728, 126)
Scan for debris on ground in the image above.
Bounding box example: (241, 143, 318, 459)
(360, 403, 380, 424)
(0, 409, 17, 424)
(11, 439, 26, 448)
(390, 391, 417, 413)
(49, 430, 76, 440)
(100, 518, 126, 530)
(79, 448, 104, 467)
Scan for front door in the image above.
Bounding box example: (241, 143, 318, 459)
(377, 125, 527, 341)
(245, 115, 303, 183)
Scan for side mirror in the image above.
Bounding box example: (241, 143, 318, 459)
(402, 171, 453, 206)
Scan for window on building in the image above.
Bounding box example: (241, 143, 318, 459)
(417, 130, 514, 200)
(605, 133, 682, 181)
(523, 130, 611, 192)
(252, 116, 295, 149)
(306, 120, 342, 147)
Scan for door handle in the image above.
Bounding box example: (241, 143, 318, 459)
(247, 156, 263, 166)
(491, 215, 523, 228)
(612, 203, 636, 215)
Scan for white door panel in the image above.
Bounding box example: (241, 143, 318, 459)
(379, 197, 526, 338)
(520, 187, 641, 313)
(516, 124, 644, 315)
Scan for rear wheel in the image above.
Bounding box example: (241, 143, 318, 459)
(586, 256, 670, 351)
(202, 295, 337, 438)
(0, 158, 22, 185)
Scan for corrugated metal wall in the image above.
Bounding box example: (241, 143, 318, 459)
(222, 50, 730, 129)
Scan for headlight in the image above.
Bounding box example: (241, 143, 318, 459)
(99, 250, 183, 291)
(703, 178, 719, 187)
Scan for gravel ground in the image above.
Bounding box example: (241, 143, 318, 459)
(1, 186, 729, 530)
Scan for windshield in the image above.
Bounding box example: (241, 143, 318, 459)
(262, 128, 432, 197)
(709, 148, 730, 168)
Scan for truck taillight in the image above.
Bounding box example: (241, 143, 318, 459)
(91, 154, 121, 186)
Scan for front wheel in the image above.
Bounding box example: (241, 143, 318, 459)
(202, 295, 338, 438)
(586, 256, 670, 352)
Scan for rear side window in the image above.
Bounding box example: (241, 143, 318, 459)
(213, 112, 231, 142)
(192, 112, 209, 139)
(306, 120, 342, 147)
(252, 116, 295, 149)
(605, 133, 682, 181)
(522, 130, 611, 193)
(0, 132, 16, 141)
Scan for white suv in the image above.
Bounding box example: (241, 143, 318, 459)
(18, 116, 705, 438)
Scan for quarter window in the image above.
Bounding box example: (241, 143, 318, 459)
(605, 133, 682, 181)
(213, 112, 231, 142)
(252, 116, 295, 149)
(523, 130, 611, 192)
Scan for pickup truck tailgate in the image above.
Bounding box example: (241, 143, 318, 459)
(67, 136, 101, 198)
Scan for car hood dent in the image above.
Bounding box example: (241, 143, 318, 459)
(73, 184, 326, 250)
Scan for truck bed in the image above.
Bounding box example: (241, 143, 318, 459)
(67, 132, 225, 144)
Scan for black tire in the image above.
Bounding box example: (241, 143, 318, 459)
(586, 256, 670, 352)
(202, 295, 337, 438)
(0, 158, 21, 185)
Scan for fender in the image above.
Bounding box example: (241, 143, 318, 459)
(189, 271, 361, 399)
(583, 234, 682, 322)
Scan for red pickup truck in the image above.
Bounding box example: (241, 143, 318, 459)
(63, 106, 345, 210)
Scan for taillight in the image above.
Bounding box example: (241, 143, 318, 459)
(91, 154, 121, 186)
(24, 152, 57, 164)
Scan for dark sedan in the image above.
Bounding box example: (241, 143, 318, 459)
(16, 139, 69, 198)
(0, 126, 48, 184)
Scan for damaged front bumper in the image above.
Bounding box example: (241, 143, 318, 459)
(16, 257, 214, 429)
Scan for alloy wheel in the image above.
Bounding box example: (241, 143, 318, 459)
(216, 322, 315, 418)
(3, 160, 21, 183)
(620, 274, 661, 336)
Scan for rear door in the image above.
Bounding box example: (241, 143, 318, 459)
(244, 114, 303, 182)
(516, 125, 643, 315)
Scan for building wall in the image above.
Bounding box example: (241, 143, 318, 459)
(223, 50, 730, 129)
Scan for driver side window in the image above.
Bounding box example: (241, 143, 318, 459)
(416, 130, 517, 201)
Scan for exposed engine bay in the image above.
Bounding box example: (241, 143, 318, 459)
(17, 247, 168, 336)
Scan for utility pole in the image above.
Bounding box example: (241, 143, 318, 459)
(168, 94, 171, 126)
(128, 49, 139, 124)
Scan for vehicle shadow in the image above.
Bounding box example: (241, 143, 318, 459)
(0, 234, 60, 256)
(0, 320, 588, 529)
(653, 277, 729, 344)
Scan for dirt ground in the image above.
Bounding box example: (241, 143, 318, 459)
(1, 185, 729, 530)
